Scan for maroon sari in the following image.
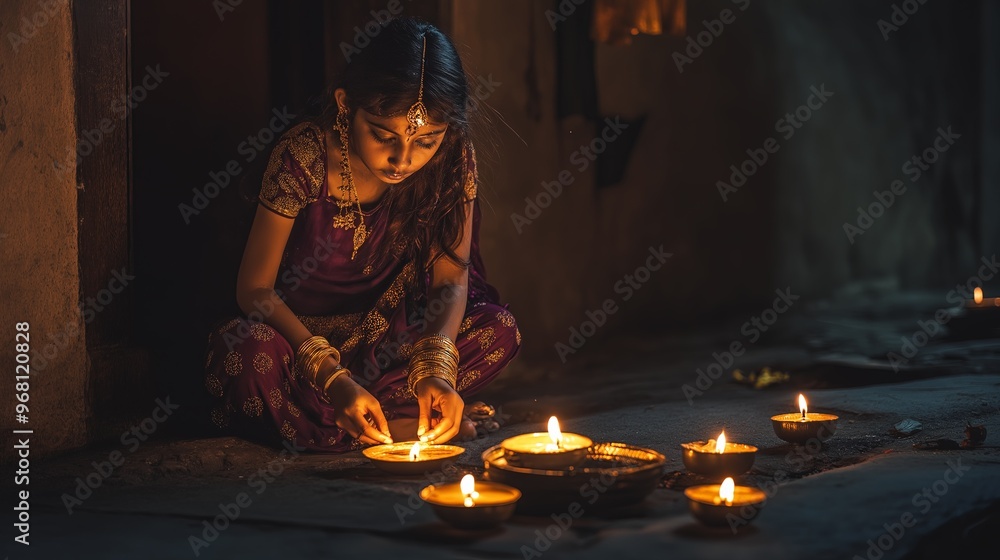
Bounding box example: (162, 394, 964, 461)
(203, 122, 520, 452)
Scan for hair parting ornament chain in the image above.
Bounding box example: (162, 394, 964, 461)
(406, 35, 429, 137)
(332, 35, 430, 260)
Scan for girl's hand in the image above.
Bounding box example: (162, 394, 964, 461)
(328, 375, 393, 445)
(415, 376, 465, 444)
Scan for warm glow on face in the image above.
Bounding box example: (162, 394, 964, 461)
(974, 287, 983, 304)
(720, 477, 735, 505)
(353, 107, 448, 185)
(409, 442, 421, 462)
(715, 431, 726, 453)
(461, 474, 479, 507)
(547, 416, 563, 448)
(799, 394, 808, 417)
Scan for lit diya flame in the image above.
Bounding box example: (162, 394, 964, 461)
(715, 431, 727, 454)
(974, 287, 983, 304)
(547, 416, 563, 449)
(719, 477, 735, 506)
(460, 474, 480, 507)
(409, 442, 421, 462)
(799, 394, 808, 419)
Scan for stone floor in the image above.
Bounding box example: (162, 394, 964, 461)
(8, 287, 1000, 559)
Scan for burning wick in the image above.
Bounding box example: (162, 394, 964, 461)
(974, 287, 983, 304)
(715, 477, 735, 506)
(799, 394, 808, 420)
(409, 442, 421, 462)
(547, 416, 563, 450)
(460, 474, 479, 507)
(715, 431, 726, 454)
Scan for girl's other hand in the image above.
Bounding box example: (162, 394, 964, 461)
(415, 376, 464, 444)
(328, 375, 393, 445)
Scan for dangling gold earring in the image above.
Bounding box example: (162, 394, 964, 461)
(332, 105, 367, 260)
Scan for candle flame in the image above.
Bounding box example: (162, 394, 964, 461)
(799, 394, 808, 418)
(715, 431, 726, 454)
(547, 416, 563, 448)
(461, 474, 479, 507)
(719, 477, 735, 506)
(974, 287, 983, 304)
(409, 442, 421, 462)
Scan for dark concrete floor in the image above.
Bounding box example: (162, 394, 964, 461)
(7, 288, 1000, 560)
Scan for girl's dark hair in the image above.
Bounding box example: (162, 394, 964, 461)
(317, 17, 475, 289)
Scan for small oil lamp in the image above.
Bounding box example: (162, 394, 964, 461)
(420, 473, 521, 529)
(770, 394, 838, 445)
(966, 287, 1000, 308)
(950, 286, 1000, 338)
(681, 430, 758, 478)
(363, 441, 465, 475)
(500, 416, 593, 470)
(965, 287, 1000, 313)
(684, 476, 766, 527)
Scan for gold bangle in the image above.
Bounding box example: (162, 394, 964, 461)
(407, 334, 459, 395)
(321, 365, 351, 393)
(296, 336, 341, 364)
(296, 336, 342, 384)
(308, 347, 339, 383)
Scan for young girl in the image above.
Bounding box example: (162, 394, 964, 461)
(203, 17, 520, 452)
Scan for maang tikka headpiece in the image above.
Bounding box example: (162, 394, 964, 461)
(405, 36, 428, 137)
(331, 35, 431, 262)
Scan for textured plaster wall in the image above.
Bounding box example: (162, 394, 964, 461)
(454, 1, 993, 364)
(451, 1, 597, 364)
(0, 0, 87, 457)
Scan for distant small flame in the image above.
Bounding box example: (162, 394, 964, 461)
(548, 416, 563, 449)
(799, 394, 808, 419)
(974, 287, 983, 304)
(719, 477, 735, 506)
(715, 431, 727, 454)
(461, 474, 479, 507)
(409, 442, 421, 462)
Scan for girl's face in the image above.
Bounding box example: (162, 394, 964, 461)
(351, 107, 449, 184)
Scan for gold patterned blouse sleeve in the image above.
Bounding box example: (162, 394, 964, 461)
(258, 122, 327, 218)
(463, 142, 479, 202)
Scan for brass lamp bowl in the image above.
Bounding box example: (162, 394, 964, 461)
(684, 484, 766, 527)
(362, 442, 465, 475)
(770, 413, 839, 445)
(680, 441, 758, 478)
(419, 481, 521, 530)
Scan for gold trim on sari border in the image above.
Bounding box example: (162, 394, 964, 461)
(258, 122, 326, 218)
(295, 261, 415, 357)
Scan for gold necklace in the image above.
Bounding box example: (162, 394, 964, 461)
(332, 109, 367, 260)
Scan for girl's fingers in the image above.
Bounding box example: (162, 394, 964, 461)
(417, 393, 432, 439)
(423, 416, 454, 443)
(367, 402, 391, 440)
(352, 410, 392, 444)
(357, 433, 381, 445)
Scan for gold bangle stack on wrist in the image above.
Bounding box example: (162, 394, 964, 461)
(407, 334, 459, 397)
(296, 335, 351, 401)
